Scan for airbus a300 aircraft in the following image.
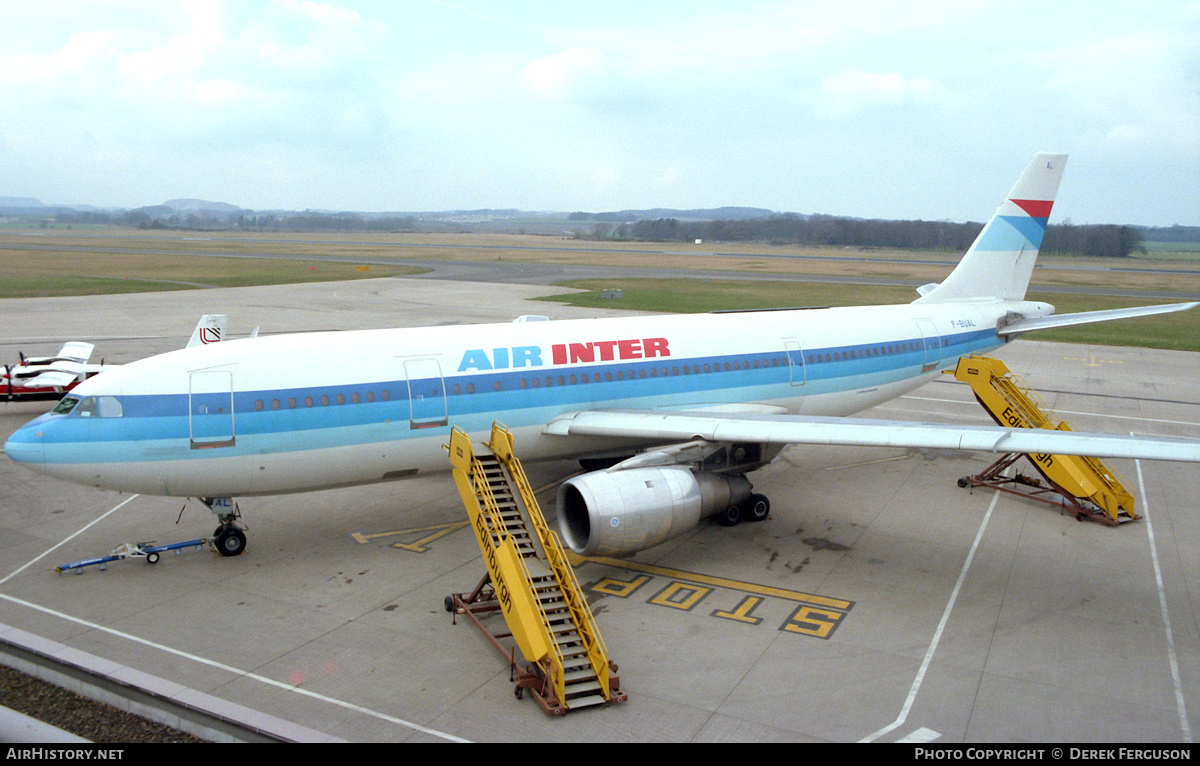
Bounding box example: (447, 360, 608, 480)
(6, 154, 1200, 558)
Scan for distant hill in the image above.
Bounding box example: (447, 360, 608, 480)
(0, 197, 50, 215)
(161, 198, 243, 213)
(0, 196, 46, 209)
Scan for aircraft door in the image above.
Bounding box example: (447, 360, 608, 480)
(189, 369, 235, 449)
(403, 358, 448, 429)
(784, 339, 807, 385)
(914, 319, 943, 372)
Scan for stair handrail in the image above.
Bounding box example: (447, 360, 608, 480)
(487, 423, 613, 698)
(451, 426, 574, 706)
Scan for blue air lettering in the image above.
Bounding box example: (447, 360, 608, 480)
(458, 346, 543, 372)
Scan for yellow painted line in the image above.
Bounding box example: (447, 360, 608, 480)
(713, 595, 766, 625)
(1063, 354, 1124, 367)
(649, 581, 712, 611)
(350, 521, 469, 552)
(571, 553, 853, 611)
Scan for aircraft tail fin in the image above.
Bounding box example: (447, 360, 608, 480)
(186, 315, 228, 348)
(915, 153, 1067, 304)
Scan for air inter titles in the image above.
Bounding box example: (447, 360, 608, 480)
(458, 336, 672, 372)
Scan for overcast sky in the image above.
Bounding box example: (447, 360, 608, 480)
(2, 1, 1197, 226)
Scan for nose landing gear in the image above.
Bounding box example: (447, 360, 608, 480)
(202, 497, 247, 557)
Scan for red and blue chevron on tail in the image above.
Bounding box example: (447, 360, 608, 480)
(916, 153, 1067, 303)
(975, 192, 1057, 252)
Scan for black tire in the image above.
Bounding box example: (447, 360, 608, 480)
(718, 504, 741, 526)
(146, 552, 160, 565)
(215, 527, 246, 557)
(746, 494, 770, 522)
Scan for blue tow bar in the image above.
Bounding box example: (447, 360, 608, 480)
(56, 539, 209, 572)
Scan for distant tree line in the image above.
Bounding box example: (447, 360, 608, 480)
(52, 208, 418, 233)
(577, 214, 1148, 258)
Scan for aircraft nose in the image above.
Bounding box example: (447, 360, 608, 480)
(5, 421, 46, 466)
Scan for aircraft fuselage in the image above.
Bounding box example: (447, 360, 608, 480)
(5, 298, 1046, 497)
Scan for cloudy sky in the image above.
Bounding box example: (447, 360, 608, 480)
(2, 1, 1197, 226)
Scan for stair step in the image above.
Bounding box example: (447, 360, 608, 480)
(564, 694, 607, 710)
(564, 679, 602, 695)
(563, 668, 597, 683)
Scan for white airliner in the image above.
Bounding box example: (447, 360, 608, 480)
(6, 155, 1199, 558)
(3, 315, 228, 401)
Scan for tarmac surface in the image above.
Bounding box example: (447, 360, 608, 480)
(1, 277, 1199, 743)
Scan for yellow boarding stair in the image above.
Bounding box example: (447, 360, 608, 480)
(951, 355, 1137, 526)
(446, 422, 626, 715)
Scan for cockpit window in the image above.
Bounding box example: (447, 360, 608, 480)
(68, 396, 124, 418)
(97, 396, 123, 418)
(52, 396, 80, 415)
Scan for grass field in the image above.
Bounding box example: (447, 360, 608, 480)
(539, 278, 1200, 351)
(3, 228, 1198, 351)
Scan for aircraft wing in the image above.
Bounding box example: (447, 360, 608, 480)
(999, 302, 1199, 335)
(29, 342, 95, 365)
(57, 341, 95, 363)
(12, 367, 83, 389)
(543, 409, 1200, 463)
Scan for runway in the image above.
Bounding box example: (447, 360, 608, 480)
(1, 278, 1198, 742)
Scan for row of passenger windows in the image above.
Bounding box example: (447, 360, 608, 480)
(254, 389, 391, 411)
(805, 340, 926, 365)
(246, 345, 928, 408)
(455, 355, 794, 394)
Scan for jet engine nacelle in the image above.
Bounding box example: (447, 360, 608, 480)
(556, 467, 752, 556)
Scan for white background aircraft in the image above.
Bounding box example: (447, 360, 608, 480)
(2, 315, 227, 402)
(6, 155, 1198, 558)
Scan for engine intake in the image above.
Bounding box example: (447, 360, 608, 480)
(556, 467, 751, 556)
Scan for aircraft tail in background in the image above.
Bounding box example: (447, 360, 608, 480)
(186, 315, 228, 348)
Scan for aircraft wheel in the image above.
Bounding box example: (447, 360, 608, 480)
(745, 494, 770, 522)
(718, 504, 742, 527)
(146, 552, 160, 565)
(215, 527, 246, 557)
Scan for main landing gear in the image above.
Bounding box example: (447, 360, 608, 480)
(201, 497, 247, 557)
(717, 492, 771, 527)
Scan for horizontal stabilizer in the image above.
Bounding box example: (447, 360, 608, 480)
(999, 302, 1199, 335)
(545, 409, 1200, 463)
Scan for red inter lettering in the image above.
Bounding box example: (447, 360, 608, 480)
(552, 343, 599, 364)
(570, 342, 595, 363)
(551, 337, 670, 365)
(593, 340, 619, 361)
(643, 337, 670, 358)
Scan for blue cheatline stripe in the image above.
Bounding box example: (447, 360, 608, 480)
(31, 327, 1002, 463)
(974, 215, 1048, 252)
